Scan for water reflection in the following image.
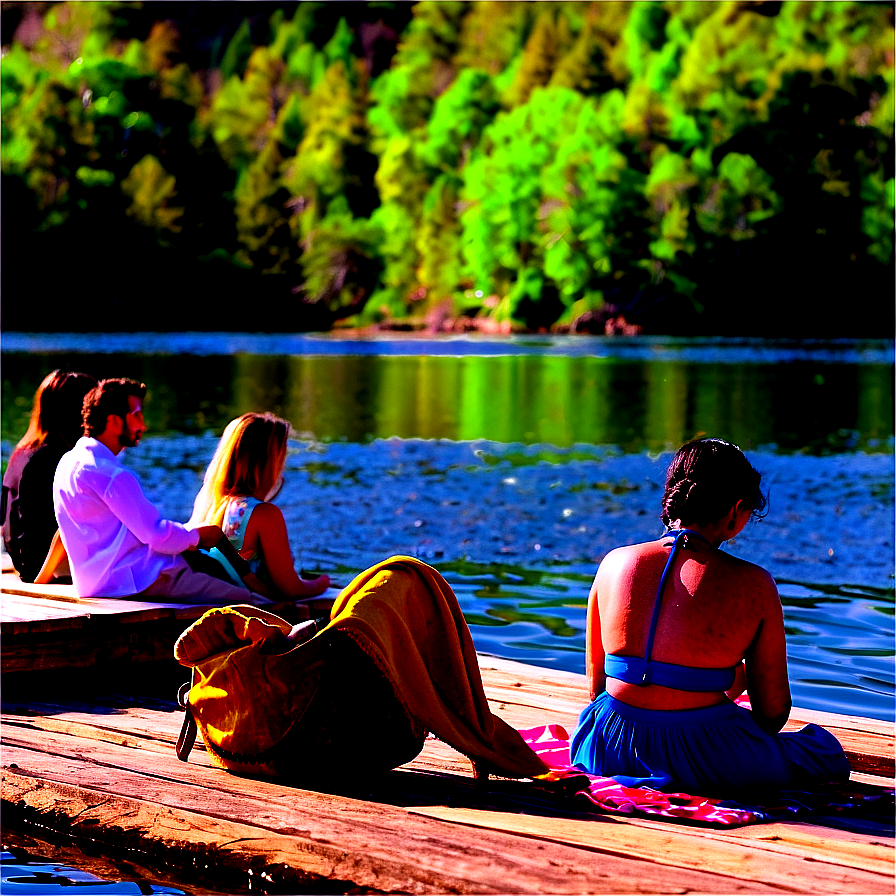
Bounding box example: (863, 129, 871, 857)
(2, 351, 893, 452)
(1, 848, 186, 894)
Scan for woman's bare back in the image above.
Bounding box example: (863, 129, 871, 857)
(588, 538, 791, 726)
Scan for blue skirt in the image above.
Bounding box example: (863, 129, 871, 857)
(570, 692, 850, 795)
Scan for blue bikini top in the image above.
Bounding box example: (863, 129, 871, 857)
(604, 528, 739, 692)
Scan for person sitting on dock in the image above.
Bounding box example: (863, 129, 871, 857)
(48, 378, 272, 605)
(1, 369, 97, 582)
(571, 437, 850, 795)
(189, 412, 330, 599)
(178, 415, 587, 788)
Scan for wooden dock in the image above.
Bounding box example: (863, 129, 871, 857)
(1, 557, 334, 681)
(2, 562, 894, 894)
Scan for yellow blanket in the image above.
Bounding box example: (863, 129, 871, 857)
(323, 556, 549, 779)
(175, 603, 325, 775)
(175, 556, 549, 780)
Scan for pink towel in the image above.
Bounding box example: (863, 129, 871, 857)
(521, 724, 892, 828)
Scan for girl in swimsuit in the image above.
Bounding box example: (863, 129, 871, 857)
(181, 415, 561, 786)
(571, 438, 849, 795)
(190, 413, 330, 600)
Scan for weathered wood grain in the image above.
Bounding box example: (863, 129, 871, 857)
(2, 718, 891, 895)
(2, 655, 893, 895)
(410, 805, 894, 889)
(1, 569, 892, 896)
(3, 757, 785, 895)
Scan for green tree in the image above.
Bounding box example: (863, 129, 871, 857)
(368, 1, 466, 138)
(299, 209, 384, 327)
(367, 134, 431, 319)
(3, 0, 893, 335)
(505, 8, 566, 107)
(232, 94, 304, 274)
(284, 57, 377, 241)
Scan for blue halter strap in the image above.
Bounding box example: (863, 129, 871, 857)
(640, 528, 713, 685)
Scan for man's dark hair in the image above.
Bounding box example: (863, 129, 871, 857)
(82, 378, 147, 438)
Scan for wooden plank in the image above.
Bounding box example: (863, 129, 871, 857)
(785, 707, 895, 739)
(410, 806, 894, 890)
(1, 593, 95, 618)
(0, 597, 187, 633)
(1, 626, 188, 674)
(2, 572, 339, 611)
(0, 581, 329, 676)
(1, 573, 92, 603)
(3, 658, 891, 781)
(1, 600, 92, 629)
(3, 698, 890, 821)
(4, 693, 893, 848)
(0, 714, 202, 760)
(0, 584, 207, 621)
(1, 659, 892, 895)
(2, 724, 890, 895)
(1, 583, 332, 634)
(1, 755, 780, 894)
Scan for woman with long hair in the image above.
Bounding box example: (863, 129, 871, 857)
(178, 414, 562, 787)
(571, 438, 850, 795)
(2, 369, 97, 581)
(190, 413, 330, 599)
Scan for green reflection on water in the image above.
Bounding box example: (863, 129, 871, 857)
(777, 578, 895, 602)
(481, 606, 580, 639)
(2, 352, 893, 454)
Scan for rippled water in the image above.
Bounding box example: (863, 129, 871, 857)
(118, 434, 894, 722)
(3, 333, 893, 721)
(0, 847, 186, 894)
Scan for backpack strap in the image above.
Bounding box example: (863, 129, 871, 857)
(175, 681, 198, 762)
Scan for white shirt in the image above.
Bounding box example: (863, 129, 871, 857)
(53, 437, 199, 597)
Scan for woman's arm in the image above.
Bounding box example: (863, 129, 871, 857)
(743, 571, 792, 734)
(34, 530, 67, 584)
(190, 525, 272, 597)
(247, 502, 330, 599)
(725, 662, 748, 702)
(585, 569, 607, 702)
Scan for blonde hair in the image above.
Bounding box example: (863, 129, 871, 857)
(191, 413, 290, 527)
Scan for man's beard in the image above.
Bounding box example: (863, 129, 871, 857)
(120, 429, 142, 448)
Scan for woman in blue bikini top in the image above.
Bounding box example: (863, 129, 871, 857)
(586, 438, 792, 734)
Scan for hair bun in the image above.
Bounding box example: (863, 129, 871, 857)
(661, 438, 767, 527)
(662, 478, 694, 525)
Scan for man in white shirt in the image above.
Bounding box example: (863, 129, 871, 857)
(53, 378, 267, 604)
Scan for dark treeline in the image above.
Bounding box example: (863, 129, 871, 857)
(2, 1, 893, 336)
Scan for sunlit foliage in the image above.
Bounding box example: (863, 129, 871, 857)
(2, 1, 892, 334)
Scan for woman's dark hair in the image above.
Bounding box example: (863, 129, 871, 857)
(661, 438, 768, 527)
(82, 378, 147, 438)
(17, 370, 97, 451)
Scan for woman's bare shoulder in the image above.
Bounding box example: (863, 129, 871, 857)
(245, 500, 286, 529)
(250, 500, 281, 516)
(719, 549, 774, 577)
(718, 551, 778, 596)
(599, 541, 661, 571)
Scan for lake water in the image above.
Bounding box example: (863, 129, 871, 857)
(0, 847, 186, 895)
(2, 333, 893, 722)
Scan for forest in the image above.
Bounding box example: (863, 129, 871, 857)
(1, 1, 893, 336)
